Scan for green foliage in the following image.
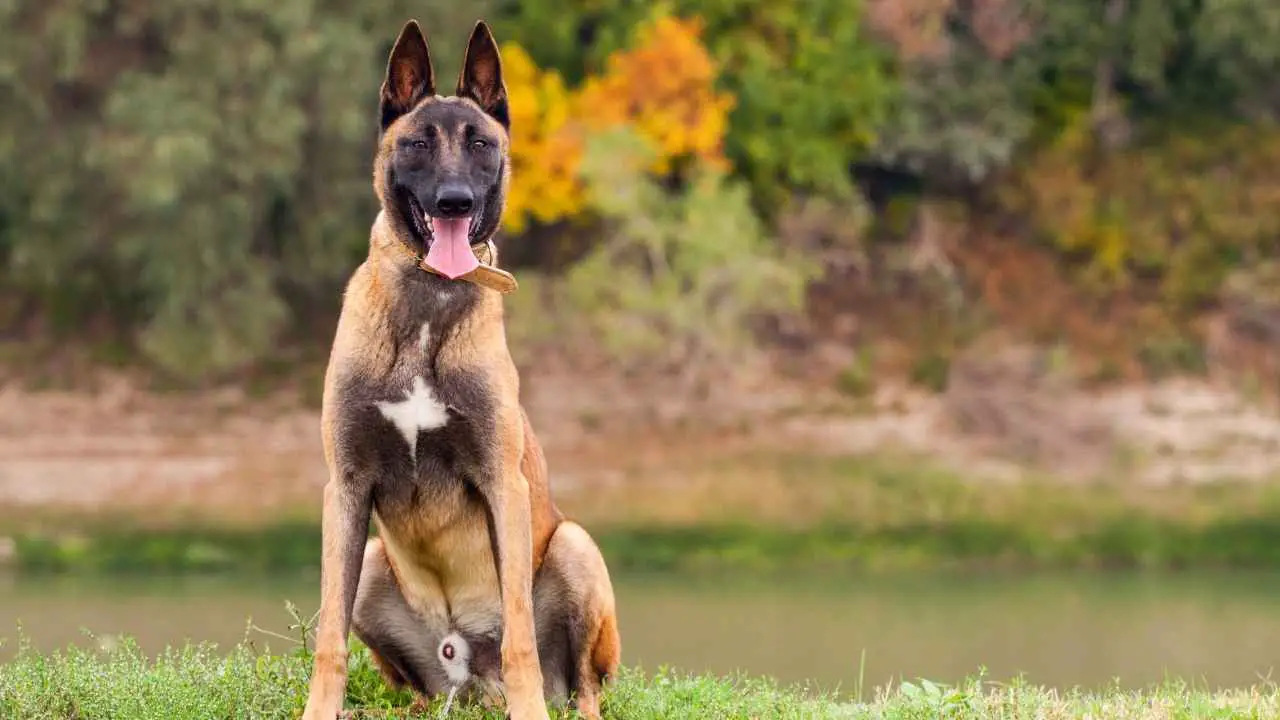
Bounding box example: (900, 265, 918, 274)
(0, 1, 494, 380)
(4, 0, 1280, 387)
(909, 351, 951, 393)
(836, 347, 877, 398)
(501, 0, 897, 209)
(563, 128, 819, 381)
(1185, 0, 1280, 114)
(871, 49, 1035, 185)
(1017, 123, 1280, 308)
(700, 0, 895, 207)
(868, 0, 1280, 183)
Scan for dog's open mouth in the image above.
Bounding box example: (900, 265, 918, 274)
(406, 195, 480, 280)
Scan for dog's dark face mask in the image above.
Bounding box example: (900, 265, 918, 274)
(377, 21, 510, 279)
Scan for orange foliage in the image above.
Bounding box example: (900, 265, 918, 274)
(501, 15, 735, 233)
(572, 16, 734, 174)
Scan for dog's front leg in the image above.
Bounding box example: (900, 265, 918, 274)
(482, 416, 551, 720)
(303, 476, 373, 720)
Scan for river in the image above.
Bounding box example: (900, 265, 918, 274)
(3, 569, 1278, 696)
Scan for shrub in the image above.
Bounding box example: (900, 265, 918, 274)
(0, 2, 499, 380)
(1015, 121, 1280, 309)
(500, 0, 896, 209)
(562, 128, 819, 386)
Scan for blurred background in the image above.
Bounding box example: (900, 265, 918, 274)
(2, 0, 1280, 698)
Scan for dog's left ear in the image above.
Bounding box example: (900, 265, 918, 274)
(456, 21, 510, 131)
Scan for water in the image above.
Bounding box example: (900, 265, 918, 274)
(2, 570, 1278, 695)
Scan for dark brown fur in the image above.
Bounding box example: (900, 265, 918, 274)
(300, 20, 619, 720)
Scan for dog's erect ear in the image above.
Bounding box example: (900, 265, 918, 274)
(380, 20, 436, 130)
(456, 21, 509, 130)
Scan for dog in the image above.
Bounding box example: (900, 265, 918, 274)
(300, 19, 620, 720)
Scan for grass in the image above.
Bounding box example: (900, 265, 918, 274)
(8, 522, 322, 575)
(1, 632, 1279, 719)
(9, 513, 1280, 576)
(595, 514, 1280, 573)
(8, 452, 1280, 575)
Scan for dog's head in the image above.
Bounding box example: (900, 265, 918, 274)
(374, 20, 510, 279)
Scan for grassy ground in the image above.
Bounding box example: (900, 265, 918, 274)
(1, 634, 1277, 719)
(8, 453, 1280, 575)
(14, 513, 1280, 576)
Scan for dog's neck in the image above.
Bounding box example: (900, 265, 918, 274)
(372, 210, 518, 295)
(370, 210, 480, 299)
(361, 211, 506, 356)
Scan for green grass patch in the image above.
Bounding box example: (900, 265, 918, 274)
(7, 452, 1280, 576)
(8, 522, 321, 575)
(0, 633, 1278, 719)
(6, 511, 1280, 576)
(595, 513, 1280, 574)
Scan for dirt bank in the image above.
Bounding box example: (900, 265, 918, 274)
(2, 368, 1279, 521)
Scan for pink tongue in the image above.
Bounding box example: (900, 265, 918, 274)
(424, 216, 479, 279)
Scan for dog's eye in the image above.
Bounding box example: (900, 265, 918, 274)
(411, 140, 428, 150)
(470, 139, 488, 150)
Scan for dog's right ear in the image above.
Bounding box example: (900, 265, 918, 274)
(380, 20, 436, 130)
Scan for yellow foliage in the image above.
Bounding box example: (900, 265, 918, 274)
(501, 43, 584, 234)
(1018, 114, 1131, 285)
(1014, 116, 1280, 305)
(500, 15, 735, 233)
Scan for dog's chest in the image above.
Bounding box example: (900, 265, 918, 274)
(337, 320, 495, 499)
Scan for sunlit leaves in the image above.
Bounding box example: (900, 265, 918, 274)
(502, 15, 734, 233)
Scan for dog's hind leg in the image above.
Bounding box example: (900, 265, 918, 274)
(351, 537, 453, 700)
(533, 522, 621, 720)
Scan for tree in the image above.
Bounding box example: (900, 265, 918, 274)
(0, 1, 495, 379)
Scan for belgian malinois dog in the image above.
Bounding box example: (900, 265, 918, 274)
(301, 19, 620, 720)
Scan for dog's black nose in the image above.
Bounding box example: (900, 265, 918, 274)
(434, 186, 474, 217)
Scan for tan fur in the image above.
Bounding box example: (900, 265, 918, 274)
(300, 20, 618, 720)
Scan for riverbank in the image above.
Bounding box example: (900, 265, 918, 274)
(8, 513, 1280, 576)
(6, 374, 1280, 576)
(7, 372, 1280, 521)
(6, 450, 1280, 575)
(1, 634, 1276, 719)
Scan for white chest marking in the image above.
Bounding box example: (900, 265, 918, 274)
(418, 322, 431, 352)
(374, 376, 449, 459)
